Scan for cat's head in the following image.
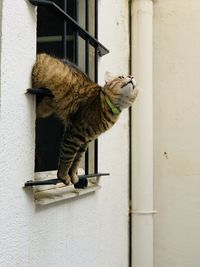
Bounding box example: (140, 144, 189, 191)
(102, 72, 138, 110)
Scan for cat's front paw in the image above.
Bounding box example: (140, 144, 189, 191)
(70, 173, 79, 184)
(57, 171, 71, 185)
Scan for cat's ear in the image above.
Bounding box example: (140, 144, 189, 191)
(104, 71, 115, 83)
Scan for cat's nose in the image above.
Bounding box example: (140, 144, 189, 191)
(129, 76, 136, 87)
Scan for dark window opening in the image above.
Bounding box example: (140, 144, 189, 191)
(29, 0, 109, 180)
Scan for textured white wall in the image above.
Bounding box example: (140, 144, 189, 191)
(0, 0, 2, 111)
(0, 0, 36, 266)
(0, 1, 130, 266)
(154, 1, 200, 266)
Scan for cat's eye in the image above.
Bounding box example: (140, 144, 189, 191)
(118, 75, 125, 79)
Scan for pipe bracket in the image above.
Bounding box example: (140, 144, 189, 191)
(132, 210, 157, 215)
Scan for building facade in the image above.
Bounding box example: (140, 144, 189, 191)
(1, 0, 200, 267)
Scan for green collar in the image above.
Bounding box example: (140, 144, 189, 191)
(104, 95, 121, 115)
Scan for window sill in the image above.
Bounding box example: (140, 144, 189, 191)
(33, 170, 101, 205)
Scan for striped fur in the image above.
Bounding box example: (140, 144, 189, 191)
(32, 53, 138, 184)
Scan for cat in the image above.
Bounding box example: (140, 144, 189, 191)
(32, 53, 138, 185)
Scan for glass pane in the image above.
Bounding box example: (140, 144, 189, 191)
(35, 0, 98, 175)
(35, 2, 74, 172)
(89, 0, 95, 37)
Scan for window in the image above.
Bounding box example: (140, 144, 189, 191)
(26, 0, 109, 194)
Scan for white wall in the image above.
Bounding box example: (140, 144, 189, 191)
(0, 0, 2, 111)
(154, 1, 200, 266)
(0, 1, 36, 266)
(0, 1, 130, 266)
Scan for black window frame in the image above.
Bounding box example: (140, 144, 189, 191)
(25, 0, 109, 188)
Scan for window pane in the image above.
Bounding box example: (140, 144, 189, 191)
(35, 0, 97, 174)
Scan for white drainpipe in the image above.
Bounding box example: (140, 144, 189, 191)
(131, 1, 156, 267)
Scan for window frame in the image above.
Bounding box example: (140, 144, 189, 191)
(25, 0, 109, 193)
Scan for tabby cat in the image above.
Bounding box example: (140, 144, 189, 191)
(32, 53, 138, 185)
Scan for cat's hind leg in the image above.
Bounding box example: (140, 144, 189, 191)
(36, 96, 55, 118)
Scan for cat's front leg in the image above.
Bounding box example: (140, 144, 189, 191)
(69, 142, 89, 184)
(57, 129, 81, 185)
